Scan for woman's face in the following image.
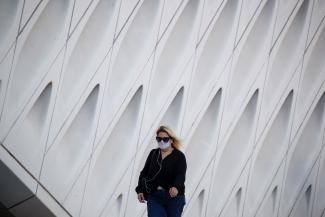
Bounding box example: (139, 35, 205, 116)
(156, 131, 172, 149)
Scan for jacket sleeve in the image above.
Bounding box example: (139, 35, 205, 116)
(172, 152, 187, 192)
(135, 149, 155, 194)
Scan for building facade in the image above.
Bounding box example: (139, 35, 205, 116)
(0, 0, 324, 216)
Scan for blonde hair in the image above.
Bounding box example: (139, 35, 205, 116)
(156, 125, 182, 150)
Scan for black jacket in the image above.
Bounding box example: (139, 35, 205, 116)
(135, 148, 187, 196)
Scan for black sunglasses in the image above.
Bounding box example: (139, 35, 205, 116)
(156, 137, 170, 142)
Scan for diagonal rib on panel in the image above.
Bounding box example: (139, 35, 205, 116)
(0, 0, 324, 216)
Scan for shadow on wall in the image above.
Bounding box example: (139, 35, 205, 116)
(0, 157, 54, 217)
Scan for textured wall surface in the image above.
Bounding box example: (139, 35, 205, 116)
(0, 0, 325, 216)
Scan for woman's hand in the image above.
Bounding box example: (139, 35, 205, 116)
(169, 187, 178, 197)
(137, 193, 145, 203)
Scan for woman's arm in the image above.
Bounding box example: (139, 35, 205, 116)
(172, 152, 187, 193)
(135, 149, 155, 194)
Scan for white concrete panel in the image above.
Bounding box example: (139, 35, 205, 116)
(146, 0, 202, 124)
(40, 85, 100, 202)
(96, 0, 163, 143)
(0, 0, 72, 140)
(100, 194, 123, 217)
(80, 86, 142, 217)
(221, 61, 266, 140)
(263, 0, 312, 119)
(290, 185, 313, 217)
(280, 93, 325, 217)
(0, 45, 16, 128)
(69, 0, 99, 35)
(306, 0, 325, 46)
(198, 0, 224, 39)
(187, 0, 240, 123)
(236, 0, 263, 43)
(20, 0, 42, 31)
(140, 56, 192, 143)
(185, 190, 205, 217)
(222, 0, 277, 134)
(257, 60, 301, 140)
(229, 0, 276, 99)
(184, 89, 222, 193)
(256, 187, 279, 217)
(158, 0, 184, 39)
(46, 0, 119, 146)
(245, 91, 293, 216)
(184, 59, 229, 134)
(4, 83, 52, 174)
(115, 0, 140, 35)
(0, 0, 22, 62)
(253, 160, 286, 217)
(220, 188, 242, 217)
(83, 163, 133, 217)
(313, 145, 325, 217)
(100, 164, 132, 217)
(2, 47, 65, 177)
(218, 157, 250, 217)
(295, 22, 325, 134)
(62, 160, 89, 217)
(207, 91, 258, 216)
(272, 0, 302, 45)
(287, 157, 319, 217)
(182, 159, 213, 217)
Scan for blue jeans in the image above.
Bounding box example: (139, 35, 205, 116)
(147, 190, 186, 217)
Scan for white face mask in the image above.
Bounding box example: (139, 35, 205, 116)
(158, 140, 171, 150)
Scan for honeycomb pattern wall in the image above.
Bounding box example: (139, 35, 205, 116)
(0, 0, 324, 216)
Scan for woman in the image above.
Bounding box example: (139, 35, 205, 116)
(135, 125, 187, 217)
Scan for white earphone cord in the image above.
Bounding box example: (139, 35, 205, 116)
(144, 149, 162, 193)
